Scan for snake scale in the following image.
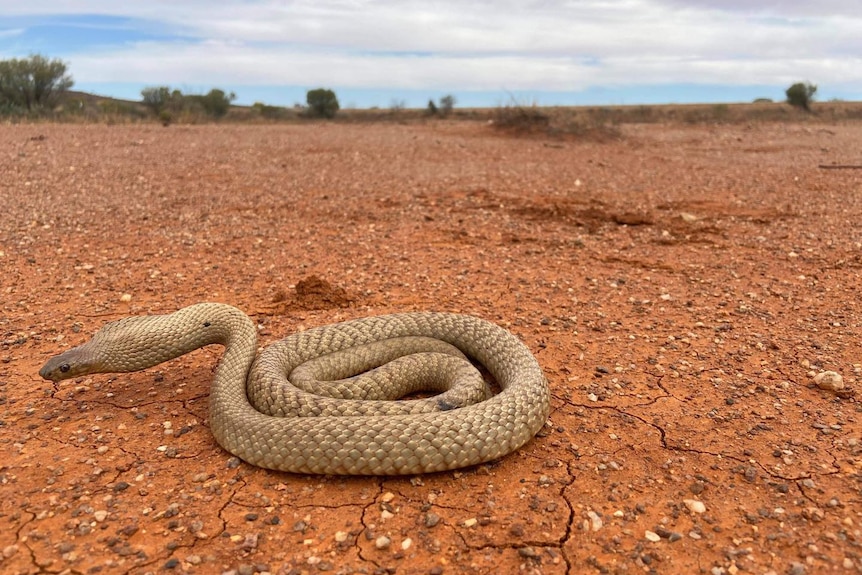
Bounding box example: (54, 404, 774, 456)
(39, 303, 550, 475)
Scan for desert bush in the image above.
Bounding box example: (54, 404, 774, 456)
(252, 101, 287, 119)
(306, 88, 340, 118)
(141, 86, 176, 113)
(492, 104, 551, 133)
(0, 54, 73, 112)
(193, 88, 236, 118)
(439, 94, 456, 115)
(786, 82, 817, 111)
(426, 99, 438, 115)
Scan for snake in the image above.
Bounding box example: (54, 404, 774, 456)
(39, 303, 550, 475)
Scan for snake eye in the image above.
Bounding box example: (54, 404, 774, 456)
(59, 363, 71, 373)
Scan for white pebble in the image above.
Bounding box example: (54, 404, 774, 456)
(120, 293, 132, 302)
(587, 511, 603, 531)
(645, 530, 661, 542)
(401, 537, 412, 550)
(813, 371, 844, 392)
(684, 499, 706, 514)
(93, 510, 108, 522)
(375, 536, 391, 549)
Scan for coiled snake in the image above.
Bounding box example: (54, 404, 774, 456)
(39, 303, 550, 475)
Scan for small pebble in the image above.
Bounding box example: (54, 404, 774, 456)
(813, 371, 844, 392)
(645, 530, 661, 542)
(684, 499, 706, 514)
(375, 535, 391, 550)
(425, 512, 441, 528)
(789, 562, 806, 575)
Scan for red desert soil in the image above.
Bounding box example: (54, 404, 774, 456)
(1, 120, 861, 575)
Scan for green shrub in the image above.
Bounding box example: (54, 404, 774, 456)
(786, 82, 817, 111)
(0, 54, 73, 112)
(427, 99, 438, 115)
(252, 101, 287, 119)
(191, 88, 236, 118)
(306, 88, 339, 118)
(439, 94, 456, 115)
(141, 86, 175, 113)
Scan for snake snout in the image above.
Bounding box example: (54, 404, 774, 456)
(39, 348, 88, 382)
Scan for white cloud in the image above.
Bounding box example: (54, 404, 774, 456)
(2, 1, 861, 95)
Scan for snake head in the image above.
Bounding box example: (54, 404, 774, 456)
(39, 344, 105, 382)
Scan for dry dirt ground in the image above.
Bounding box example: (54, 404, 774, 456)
(1, 119, 861, 575)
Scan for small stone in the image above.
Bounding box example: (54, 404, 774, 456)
(684, 499, 706, 514)
(425, 512, 441, 528)
(789, 562, 806, 575)
(186, 555, 202, 565)
(164, 558, 179, 569)
(334, 531, 349, 543)
(381, 492, 395, 503)
(240, 533, 258, 551)
(586, 511, 603, 532)
(120, 293, 132, 302)
(401, 537, 412, 550)
(645, 530, 661, 542)
(375, 535, 391, 550)
(226, 457, 242, 469)
(93, 510, 108, 522)
(814, 371, 844, 392)
(518, 546, 538, 558)
(463, 517, 477, 527)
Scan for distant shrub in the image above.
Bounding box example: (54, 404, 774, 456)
(753, 97, 773, 103)
(786, 82, 817, 112)
(306, 88, 340, 118)
(439, 94, 456, 115)
(0, 54, 73, 112)
(427, 99, 438, 115)
(252, 101, 287, 119)
(141, 86, 175, 113)
(492, 104, 550, 133)
(193, 88, 236, 118)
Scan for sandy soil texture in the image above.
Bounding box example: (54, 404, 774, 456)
(1, 120, 861, 575)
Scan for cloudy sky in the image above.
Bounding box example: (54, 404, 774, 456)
(0, 1, 859, 108)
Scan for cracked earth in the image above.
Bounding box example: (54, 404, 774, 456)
(1, 119, 861, 575)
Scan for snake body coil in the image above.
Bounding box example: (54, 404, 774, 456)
(40, 303, 550, 475)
